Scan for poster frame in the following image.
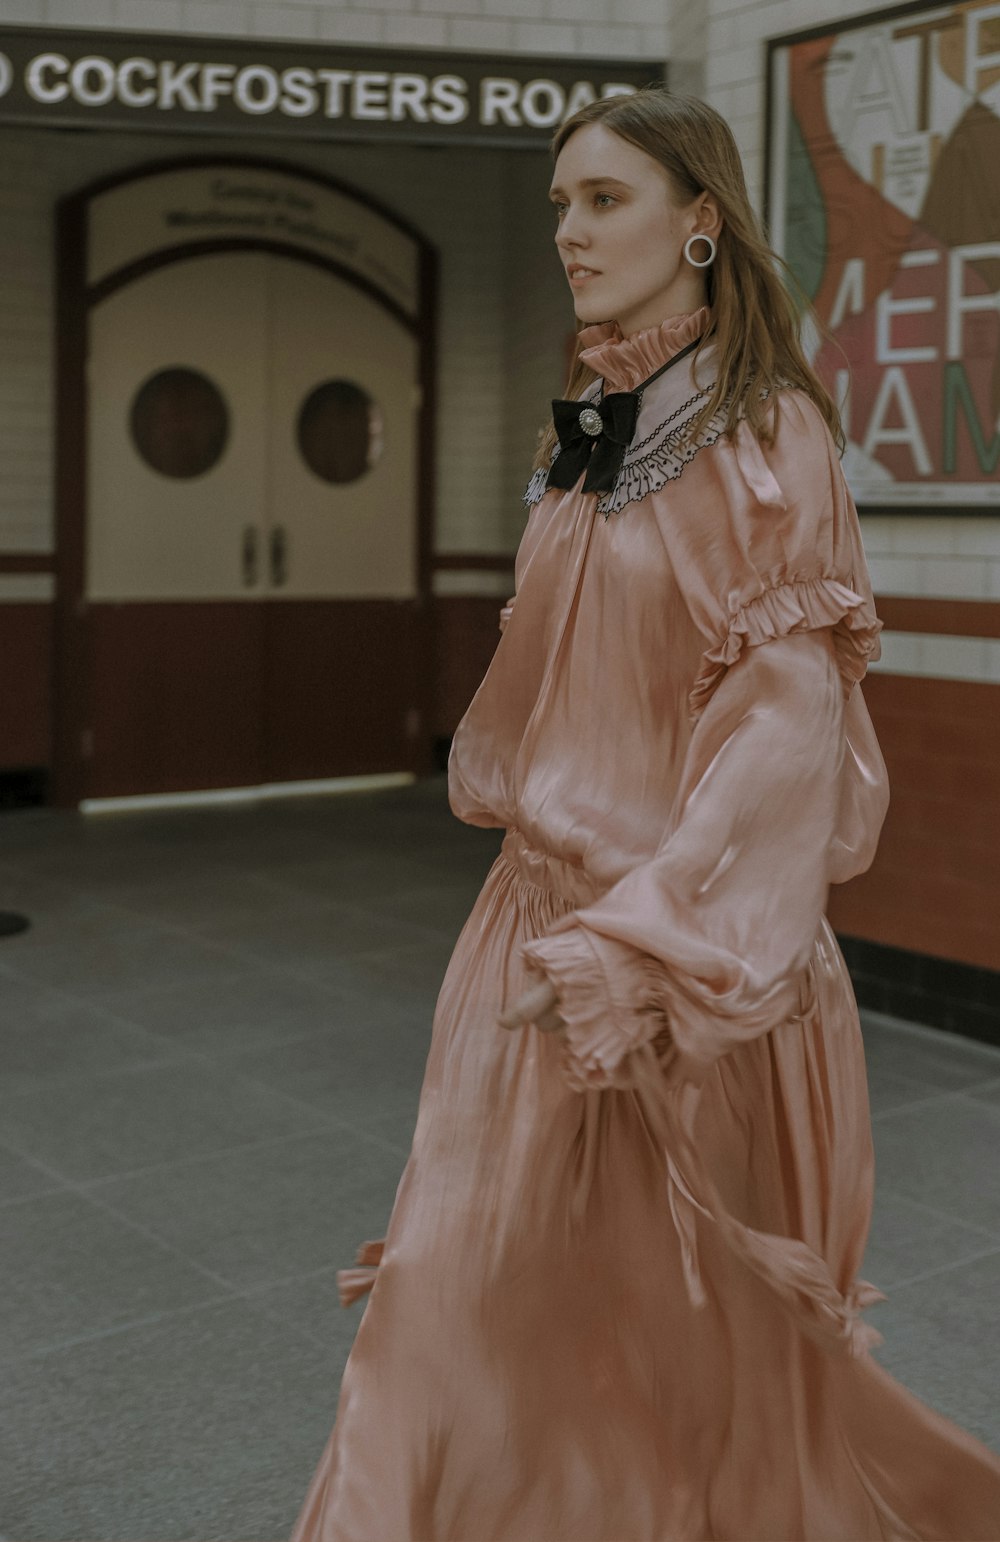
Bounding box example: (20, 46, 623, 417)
(764, 0, 1000, 516)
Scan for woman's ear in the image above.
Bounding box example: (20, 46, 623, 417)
(691, 192, 723, 242)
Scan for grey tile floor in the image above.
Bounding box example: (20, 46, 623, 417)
(0, 775, 997, 1542)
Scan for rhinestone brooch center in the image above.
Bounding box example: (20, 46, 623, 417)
(578, 406, 603, 438)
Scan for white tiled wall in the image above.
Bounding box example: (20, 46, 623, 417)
(0, 0, 669, 57)
(500, 149, 571, 546)
(665, 0, 704, 95)
(870, 632, 1000, 684)
(860, 518, 1000, 601)
(0, 134, 56, 554)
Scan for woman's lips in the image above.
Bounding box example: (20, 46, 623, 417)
(568, 268, 601, 286)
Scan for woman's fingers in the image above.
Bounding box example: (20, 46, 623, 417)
(498, 980, 561, 1033)
(498, 595, 516, 633)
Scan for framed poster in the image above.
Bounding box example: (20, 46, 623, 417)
(766, 1, 1000, 511)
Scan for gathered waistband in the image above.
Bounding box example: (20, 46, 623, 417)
(500, 828, 602, 910)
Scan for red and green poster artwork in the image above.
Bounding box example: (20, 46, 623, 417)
(768, 2, 1000, 507)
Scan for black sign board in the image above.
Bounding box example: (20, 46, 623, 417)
(0, 26, 663, 147)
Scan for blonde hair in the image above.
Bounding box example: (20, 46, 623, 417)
(532, 87, 843, 473)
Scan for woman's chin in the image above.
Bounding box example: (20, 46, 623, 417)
(573, 300, 612, 325)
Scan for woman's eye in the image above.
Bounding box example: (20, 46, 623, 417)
(551, 194, 615, 216)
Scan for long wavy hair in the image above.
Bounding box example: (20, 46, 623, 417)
(532, 87, 843, 473)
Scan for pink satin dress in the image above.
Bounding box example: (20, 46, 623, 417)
(291, 310, 1000, 1541)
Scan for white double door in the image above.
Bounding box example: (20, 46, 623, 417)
(85, 250, 422, 796)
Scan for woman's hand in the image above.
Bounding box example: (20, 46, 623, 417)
(498, 979, 564, 1035)
(499, 595, 516, 634)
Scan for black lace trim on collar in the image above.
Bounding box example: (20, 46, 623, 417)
(523, 381, 731, 518)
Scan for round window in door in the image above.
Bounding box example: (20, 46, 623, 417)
(129, 366, 229, 479)
(297, 379, 384, 486)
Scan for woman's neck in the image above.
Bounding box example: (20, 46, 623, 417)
(614, 277, 709, 338)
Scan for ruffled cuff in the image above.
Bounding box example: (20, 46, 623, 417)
(520, 925, 671, 1092)
(689, 576, 883, 719)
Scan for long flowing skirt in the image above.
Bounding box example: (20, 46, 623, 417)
(291, 831, 1000, 1541)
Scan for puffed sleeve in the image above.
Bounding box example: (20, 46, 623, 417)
(519, 391, 887, 1091)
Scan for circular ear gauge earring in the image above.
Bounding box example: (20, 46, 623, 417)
(684, 233, 717, 268)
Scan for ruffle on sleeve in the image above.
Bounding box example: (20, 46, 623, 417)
(689, 574, 883, 720)
(520, 926, 671, 1092)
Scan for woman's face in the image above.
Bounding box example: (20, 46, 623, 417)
(549, 121, 719, 337)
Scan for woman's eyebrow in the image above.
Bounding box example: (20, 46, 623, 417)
(547, 176, 634, 199)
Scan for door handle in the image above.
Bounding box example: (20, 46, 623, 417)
(270, 526, 288, 588)
(241, 526, 258, 587)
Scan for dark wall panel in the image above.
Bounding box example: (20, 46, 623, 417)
(431, 594, 503, 739)
(261, 598, 423, 783)
(0, 604, 52, 767)
(829, 673, 1000, 973)
(88, 602, 265, 797)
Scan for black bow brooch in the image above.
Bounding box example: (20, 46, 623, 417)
(545, 334, 702, 496)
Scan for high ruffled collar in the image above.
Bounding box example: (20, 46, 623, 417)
(578, 306, 711, 392)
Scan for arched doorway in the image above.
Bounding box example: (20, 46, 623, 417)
(53, 158, 437, 806)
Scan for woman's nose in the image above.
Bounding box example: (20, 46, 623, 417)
(556, 211, 586, 250)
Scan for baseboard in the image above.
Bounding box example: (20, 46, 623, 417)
(0, 767, 47, 809)
(838, 934, 1000, 1048)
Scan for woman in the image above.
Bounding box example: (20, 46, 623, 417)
(292, 89, 1000, 1541)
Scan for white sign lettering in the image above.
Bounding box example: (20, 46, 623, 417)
(26, 51, 70, 104)
(16, 47, 635, 131)
(875, 250, 940, 365)
(118, 57, 157, 108)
